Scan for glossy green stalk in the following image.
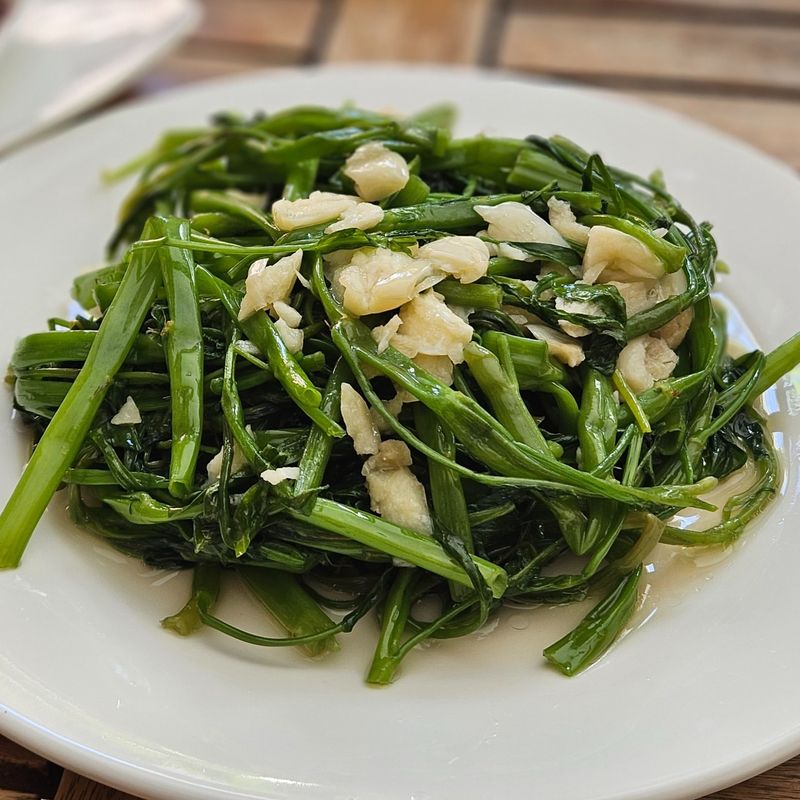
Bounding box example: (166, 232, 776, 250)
(414, 406, 474, 601)
(367, 569, 416, 685)
(377, 193, 532, 232)
(220, 343, 270, 473)
(414, 407, 472, 553)
(294, 361, 346, 506)
(544, 565, 642, 676)
(100, 490, 205, 523)
(463, 341, 551, 454)
(435, 280, 502, 310)
(161, 563, 222, 635)
(0, 219, 163, 568)
(190, 190, 279, 238)
(240, 567, 339, 657)
(577, 369, 621, 555)
(748, 332, 800, 402)
(282, 158, 319, 201)
(157, 217, 205, 498)
(613, 369, 652, 434)
(335, 317, 714, 511)
(289, 498, 508, 598)
(11, 331, 164, 370)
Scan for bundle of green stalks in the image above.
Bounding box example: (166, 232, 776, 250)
(1, 104, 797, 683)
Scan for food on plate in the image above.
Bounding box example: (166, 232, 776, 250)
(1, 104, 798, 683)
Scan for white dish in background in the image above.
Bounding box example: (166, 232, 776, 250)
(0, 0, 200, 155)
(0, 0, 25, 55)
(0, 66, 798, 800)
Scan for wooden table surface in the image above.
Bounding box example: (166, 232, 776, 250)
(2, 1, 799, 798)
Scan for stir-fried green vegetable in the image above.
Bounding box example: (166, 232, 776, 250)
(2, 104, 798, 684)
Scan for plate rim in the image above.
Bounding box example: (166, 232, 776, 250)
(0, 63, 798, 800)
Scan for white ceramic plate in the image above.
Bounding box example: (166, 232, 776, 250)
(0, 66, 798, 800)
(0, 0, 200, 156)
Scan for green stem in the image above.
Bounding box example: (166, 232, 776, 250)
(544, 565, 642, 676)
(367, 569, 416, 685)
(240, 567, 339, 657)
(161, 563, 222, 635)
(290, 498, 508, 598)
(157, 216, 205, 498)
(0, 219, 163, 568)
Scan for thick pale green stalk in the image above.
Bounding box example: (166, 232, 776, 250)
(11, 331, 163, 370)
(463, 341, 551, 454)
(161, 563, 222, 635)
(414, 406, 473, 601)
(748, 332, 800, 401)
(158, 217, 205, 498)
(367, 569, 416, 685)
(191, 190, 279, 238)
(282, 158, 319, 201)
(240, 567, 339, 657)
(334, 318, 714, 511)
(0, 219, 163, 567)
(544, 565, 642, 676)
(578, 368, 622, 556)
(294, 361, 346, 505)
(290, 498, 508, 598)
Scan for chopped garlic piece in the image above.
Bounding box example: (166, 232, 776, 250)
(260, 467, 300, 485)
(325, 202, 384, 233)
(274, 318, 304, 353)
(582, 227, 665, 284)
(390, 290, 473, 364)
(555, 296, 603, 338)
(271, 191, 358, 231)
(369, 394, 405, 434)
(371, 314, 402, 354)
(322, 248, 356, 270)
(547, 197, 590, 246)
(396, 355, 455, 406)
(476, 201, 568, 249)
(655, 307, 694, 349)
(607, 280, 661, 317)
(417, 236, 490, 284)
(608, 267, 688, 317)
(414, 354, 454, 385)
(449, 304, 473, 323)
(617, 335, 678, 394)
(497, 242, 530, 261)
(344, 142, 410, 201)
(525, 323, 585, 367)
(660, 269, 688, 297)
(238, 250, 302, 321)
(337, 247, 442, 316)
(207, 439, 249, 482)
(340, 383, 380, 455)
(501, 303, 542, 327)
(362, 440, 432, 535)
(272, 300, 302, 328)
(110, 395, 141, 425)
(363, 439, 412, 470)
(607, 269, 691, 349)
